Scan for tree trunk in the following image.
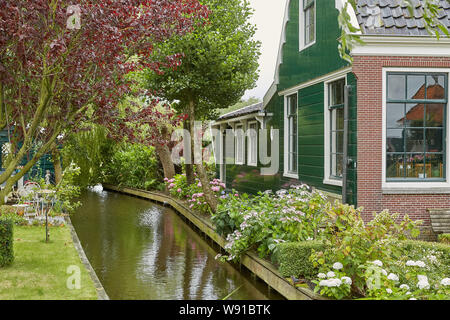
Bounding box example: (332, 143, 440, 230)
(183, 119, 195, 185)
(51, 145, 62, 185)
(155, 143, 175, 180)
(188, 99, 217, 213)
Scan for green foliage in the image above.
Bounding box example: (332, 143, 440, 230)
(216, 186, 327, 262)
(0, 220, 14, 267)
(0, 210, 27, 226)
(52, 162, 82, 214)
(142, 0, 260, 118)
(438, 233, 450, 245)
(61, 125, 115, 188)
(165, 174, 226, 214)
(273, 241, 326, 279)
(105, 143, 164, 191)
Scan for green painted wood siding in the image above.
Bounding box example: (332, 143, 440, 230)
(218, 0, 358, 205)
(278, 0, 349, 92)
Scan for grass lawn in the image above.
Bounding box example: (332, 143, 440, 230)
(0, 225, 98, 300)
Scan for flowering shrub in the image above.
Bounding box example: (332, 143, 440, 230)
(216, 185, 327, 262)
(164, 174, 226, 214)
(309, 203, 450, 299)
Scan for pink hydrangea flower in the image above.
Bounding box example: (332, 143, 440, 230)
(177, 188, 182, 193)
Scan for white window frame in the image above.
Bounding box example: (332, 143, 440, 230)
(323, 74, 347, 187)
(284, 93, 299, 179)
(235, 123, 245, 165)
(299, 0, 316, 52)
(247, 121, 258, 167)
(382, 67, 450, 193)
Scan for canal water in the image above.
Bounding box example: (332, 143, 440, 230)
(71, 187, 284, 300)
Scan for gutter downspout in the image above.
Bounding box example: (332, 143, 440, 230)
(342, 85, 351, 204)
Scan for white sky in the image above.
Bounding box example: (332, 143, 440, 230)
(243, 0, 288, 101)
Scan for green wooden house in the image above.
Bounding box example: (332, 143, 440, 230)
(211, 0, 450, 239)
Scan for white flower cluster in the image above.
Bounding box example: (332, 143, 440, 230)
(406, 260, 427, 268)
(372, 260, 383, 267)
(332, 262, 343, 270)
(440, 278, 450, 286)
(417, 275, 430, 290)
(319, 278, 342, 287)
(387, 273, 399, 281)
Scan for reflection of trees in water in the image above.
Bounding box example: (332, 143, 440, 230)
(73, 191, 279, 300)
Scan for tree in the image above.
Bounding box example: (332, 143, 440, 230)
(142, 0, 261, 212)
(0, 0, 208, 202)
(103, 97, 187, 181)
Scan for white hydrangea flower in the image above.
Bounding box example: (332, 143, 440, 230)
(400, 284, 410, 290)
(317, 273, 326, 279)
(381, 269, 388, 276)
(327, 278, 342, 287)
(406, 291, 412, 295)
(386, 288, 393, 294)
(409, 298, 417, 300)
(341, 276, 352, 285)
(332, 262, 343, 270)
(440, 278, 450, 286)
(319, 280, 329, 287)
(372, 260, 383, 267)
(417, 275, 430, 290)
(415, 260, 426, 268)
(406, 260, 416, 266)
(327, 271, 336, 278)
(387, 273, 399, 281)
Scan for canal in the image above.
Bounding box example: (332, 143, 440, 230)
(71, 187, 284, 300)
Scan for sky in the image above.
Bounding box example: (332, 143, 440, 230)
(243, 0, 288, 101)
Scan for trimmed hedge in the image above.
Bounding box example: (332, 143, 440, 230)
(0, 219, 14, 267)
(273, 241, 326, 279)
(398, 239, 450, 266)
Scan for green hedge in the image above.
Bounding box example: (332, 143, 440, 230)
(0, 220, 14, 267)
(273, 241, 326, 279)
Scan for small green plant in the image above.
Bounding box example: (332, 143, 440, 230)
(0, 219, 14, 267)
(273, 241, 327, 279)
(438, 233, 450, 244)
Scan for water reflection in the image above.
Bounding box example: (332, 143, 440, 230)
(71, 190, 283, 300)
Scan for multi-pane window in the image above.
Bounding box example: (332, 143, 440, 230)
(247, 122, 258, 166)
(328, 79, 345, 179)
(235, 124, 244, 164)
(287, 94, 298, 174)
(304, 0, 315, 46)
(386, 72, 447, 180)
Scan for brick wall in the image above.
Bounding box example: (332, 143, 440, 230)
(352, 56, 450, 240)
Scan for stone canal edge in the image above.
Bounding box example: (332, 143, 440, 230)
(66, 216, 110, 300)
(102, 184, 325, 301)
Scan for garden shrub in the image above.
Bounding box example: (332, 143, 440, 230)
(397, 239, 450, 267)
(438, 233, 450, 245)
(0, 220, 14, 267)
(273, 241, 327, 279)
(165, 174, 226, 214)
(217, 185, 327, 262)
(0, 206, 27, 226)
(105, 143, 164, 191)
(310, 203, 423, 299)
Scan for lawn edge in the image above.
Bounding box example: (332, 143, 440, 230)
(65, 216, 110, 300)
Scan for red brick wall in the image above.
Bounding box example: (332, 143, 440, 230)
(352, 56, 450, 239)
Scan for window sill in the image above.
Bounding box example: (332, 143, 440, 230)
(323, 178, 343, 187)
(283, 172, 299, 179)
(382, 183, 450, 194)
(299, 40, 315, 52)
